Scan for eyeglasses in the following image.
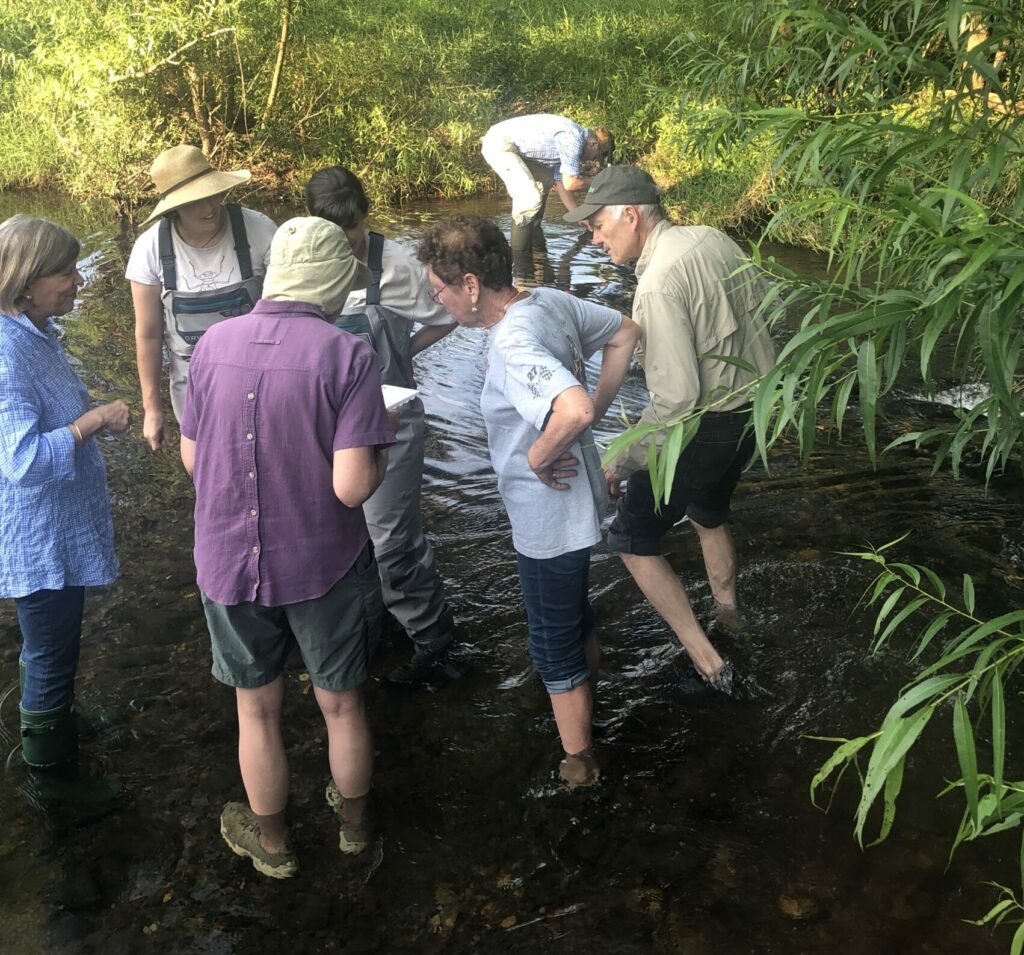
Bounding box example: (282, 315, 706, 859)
(429, 281, 450, 304)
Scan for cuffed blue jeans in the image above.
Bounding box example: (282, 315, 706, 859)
(15, 586, 85, 712)
(516, 548, 595, 694)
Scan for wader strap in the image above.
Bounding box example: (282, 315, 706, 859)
(157, 217, 177, 291)
(366, 231, 384, 307)
(225, 203, 253, 281)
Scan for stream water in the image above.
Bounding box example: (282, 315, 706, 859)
(0, 190, 1021, 955)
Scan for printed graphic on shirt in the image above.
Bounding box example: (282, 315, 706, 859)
(525, 364, 555, 397)
(180, 251, 238, 291)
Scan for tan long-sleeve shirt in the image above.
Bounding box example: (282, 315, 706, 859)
(612, 219, 777, 477)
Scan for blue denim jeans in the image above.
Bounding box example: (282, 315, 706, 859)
(15, 586, 86, 712)
(516, 548, 595, 694)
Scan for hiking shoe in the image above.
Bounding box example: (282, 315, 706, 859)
(325, 781, 373, 855)
(558, 750, 600, 790)
(704, 660, 735, 695)
(219, 802, 297, 879)
(385, 642, 458, 686)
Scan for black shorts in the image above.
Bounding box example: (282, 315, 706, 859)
(606, 409, 754, 556)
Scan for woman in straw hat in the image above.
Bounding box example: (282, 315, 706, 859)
(126, 145, 277, 449)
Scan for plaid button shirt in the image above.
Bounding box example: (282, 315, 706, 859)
(486, 114, 588, 179)
(0, 313, 117, 598)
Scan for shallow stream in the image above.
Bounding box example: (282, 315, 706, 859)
(0, 191, 1021, 954)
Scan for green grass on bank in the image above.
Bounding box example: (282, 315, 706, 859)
(0, 0, 790, 233)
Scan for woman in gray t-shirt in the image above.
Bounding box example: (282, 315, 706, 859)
(418, 216, 639, 789)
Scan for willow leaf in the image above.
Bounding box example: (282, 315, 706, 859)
(874, 586, 906, 636)
(954, 695, 980, 830)
(868, 753, 906, 847)
(858, 339, 879, 467)
(993, 671, 1006, 798)
(855, 706, 934, 845)
(1011, 921, 1024, 955)
(910, 611, 953, 661)
(810, 736, 872, 809)
(963, 574, 975, 615)
(875, 596, 928, 650)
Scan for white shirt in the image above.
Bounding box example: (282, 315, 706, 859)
(125, 207, 277, 291)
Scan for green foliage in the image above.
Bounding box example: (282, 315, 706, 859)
(0, 0, 691, 204)
(607, 0, 1024, 491)
(810, 540, 1024, 941)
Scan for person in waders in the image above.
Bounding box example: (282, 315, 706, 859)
(127, 145, 277, 450)
(0, 215, 132, 806)
(305, 166, 459, 686)
(481, 114, 612, 274)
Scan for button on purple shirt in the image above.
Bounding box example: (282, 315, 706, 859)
(180, 300, 396, 606)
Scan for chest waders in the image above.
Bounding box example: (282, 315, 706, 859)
(159, 203, 264, 421)
(333, 232, 411, 388)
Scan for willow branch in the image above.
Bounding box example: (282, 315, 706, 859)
(107, 28, 237, 84)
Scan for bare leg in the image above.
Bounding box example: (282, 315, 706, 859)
(314, 685, 372, 822)
(236, 677, 289, 849)
(692, 521, 738, 609)
(618, 552, 724, 680)
(548, 682, 593, 755)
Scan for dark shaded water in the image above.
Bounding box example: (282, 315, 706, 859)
(0, 191, 1022, 954)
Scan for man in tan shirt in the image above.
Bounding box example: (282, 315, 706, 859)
(566, 166, 776, 688)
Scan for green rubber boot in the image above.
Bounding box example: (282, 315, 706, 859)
(20, 701, 122, 808)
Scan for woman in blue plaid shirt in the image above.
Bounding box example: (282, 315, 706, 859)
(0, 215, 131, 806)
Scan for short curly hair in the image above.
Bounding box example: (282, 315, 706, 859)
(417, 216, 512, 292)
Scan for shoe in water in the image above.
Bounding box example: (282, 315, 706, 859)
(712, 603, 746, 635)
(219, 801, 298, 879)
(386, 642, 460, 686)
(558, 750, 601, 790)
(704, 660, 735, 695)
(325, 780, 373, 854)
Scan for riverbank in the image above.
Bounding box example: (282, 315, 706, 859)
(0, 0, 802, 239)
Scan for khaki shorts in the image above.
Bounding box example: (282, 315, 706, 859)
(202, 544, 383, 691)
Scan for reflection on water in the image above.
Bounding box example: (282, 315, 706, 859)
(0, 192, 1021, 954)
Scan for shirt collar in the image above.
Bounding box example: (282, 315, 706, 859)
(635, 219, 675, 279)
(5, 312, 53, 339)
(252, 299, 328, 321)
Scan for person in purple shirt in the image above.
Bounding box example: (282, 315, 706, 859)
(179, 216, 397, 879)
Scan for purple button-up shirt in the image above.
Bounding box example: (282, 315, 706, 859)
(180, 300, 395, 606)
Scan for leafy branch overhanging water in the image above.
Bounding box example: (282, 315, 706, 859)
(601, 3, 1024, 948)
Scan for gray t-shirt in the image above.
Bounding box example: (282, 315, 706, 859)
(480, 287, 622, 559)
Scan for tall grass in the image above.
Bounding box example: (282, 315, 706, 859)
(0, 0, 696, 209)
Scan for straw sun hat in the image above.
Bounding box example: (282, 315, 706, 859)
(142, 145, 251, 224)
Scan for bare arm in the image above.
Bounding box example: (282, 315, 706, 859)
(180, 435, 195, 477)
(333, 445, 390, 508)
(591, 316, 641, 421)
(131, 280, 171, 451)
(526, 385, 594, 490)
(409, 322, 455, 358)
(555, 178, 585, 211)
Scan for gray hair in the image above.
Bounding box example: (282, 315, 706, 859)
(0, 215, 80, 314)
(603, 203, 665, 227)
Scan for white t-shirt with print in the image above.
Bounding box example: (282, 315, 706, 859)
(125, 206, 277, 291)
(481, 287, 622, 560)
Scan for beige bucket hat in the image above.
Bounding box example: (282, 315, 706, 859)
(142, 145, 251, 224)
(263, 217, 374, 316)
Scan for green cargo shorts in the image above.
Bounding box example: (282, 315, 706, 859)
(202, 544, 383, 691)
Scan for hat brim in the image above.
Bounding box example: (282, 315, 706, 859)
(564, 202, 603, 224)
(142, 169, 252, 224)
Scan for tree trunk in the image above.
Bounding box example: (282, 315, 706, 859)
(262, 0, 293, 123)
